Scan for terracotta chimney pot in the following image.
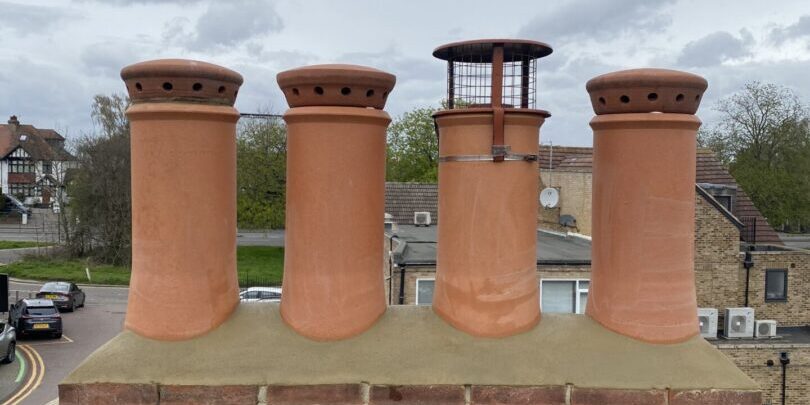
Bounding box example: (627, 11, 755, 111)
(122, 59, 243, 341)
(431, 39, 552, 337)
(277, 64, 396, 341)
(585, 68, 708, 344)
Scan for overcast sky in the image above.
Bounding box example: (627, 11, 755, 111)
(1, 0, 809, 146)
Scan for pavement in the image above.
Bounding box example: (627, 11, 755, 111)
(1, 280, 128, 405)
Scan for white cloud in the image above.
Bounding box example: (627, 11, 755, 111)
(676, 30, 754, 67)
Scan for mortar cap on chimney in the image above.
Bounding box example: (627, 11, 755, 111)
(277, 64, 396, 110)
(586, 68, 707, 115)
(121, 59, 243, 106)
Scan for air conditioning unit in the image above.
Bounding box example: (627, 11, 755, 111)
(723, 307, 755, 339)
(755, 320, 778, 338)
(414, 211, 432, 227)
(698, 308, 718, 339)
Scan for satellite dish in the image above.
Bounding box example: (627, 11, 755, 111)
(540, 187, 559, 208)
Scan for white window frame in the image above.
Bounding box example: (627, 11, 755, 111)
(415, 277, 435, 306)
(540, 278, 590, 314)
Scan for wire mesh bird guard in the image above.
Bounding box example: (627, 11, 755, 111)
(433, 39, 552, 110)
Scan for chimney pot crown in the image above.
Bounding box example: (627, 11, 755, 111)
(121, 59, 243, 106)
(586, 68, 707, 115)
(277, 64, 396, 109)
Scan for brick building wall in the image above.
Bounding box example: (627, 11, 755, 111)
(539, 170, 592, 235)
(694, 193, 745, 309)
(719, 344, 810, 405)
(745, 251, 810, 327)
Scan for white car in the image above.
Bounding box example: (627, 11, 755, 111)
(239, 287, 282, 303)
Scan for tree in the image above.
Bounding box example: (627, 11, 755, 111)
(64, 94, 132, 265)
(700, 82, 810, 230)
(236, 115, 287, 229)
(386, 106, 439, 182)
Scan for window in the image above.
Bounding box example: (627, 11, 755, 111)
(43, 161, 52, 174)
(765, 269, 787, 301)
(540, 279, 589, 314)
(415, 278, 435, 305)
(714, 195, 732, 211)
(9, 159, 34, 173)
(9, 184, 34, 198)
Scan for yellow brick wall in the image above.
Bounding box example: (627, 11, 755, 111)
(539, 170, 593, 235)
(745, 251, 810, 326)
(719, 345, 810, 405)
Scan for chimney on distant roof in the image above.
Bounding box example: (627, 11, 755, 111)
(7, 115, 19, 131)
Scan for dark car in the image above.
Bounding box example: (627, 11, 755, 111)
(8, 299, 63, 339)
(37, 281, 86, 312)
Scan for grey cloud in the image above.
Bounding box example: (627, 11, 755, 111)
(769, 15, 810, 45)
(676, 30, 754, 68)
(179, 0, 283, 51)
(0, 2, 74, 36)
(73, 0, 203, 5)
(518, 0, 671, 44)
(80, 41, 145, 78)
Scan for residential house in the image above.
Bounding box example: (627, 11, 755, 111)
(0, 115, 74, 205)
(384, 144, 810, 404)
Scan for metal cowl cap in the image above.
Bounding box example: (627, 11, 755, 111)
(121, 59, 244, 106)
(586, 68, 708, 115)
(277, 64, 396, 110)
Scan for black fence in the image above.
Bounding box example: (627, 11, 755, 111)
(238, 272, 281, 289)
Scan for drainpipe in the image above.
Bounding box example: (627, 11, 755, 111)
(780, 351, 790, 405)
(743, 248, 754, 307)
(398, 264, 407, 305)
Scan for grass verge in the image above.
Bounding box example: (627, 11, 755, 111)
(1, 246, 285, 286)
(0, 241, 52, 250)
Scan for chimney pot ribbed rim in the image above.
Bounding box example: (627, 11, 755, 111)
(121, 59, 243, 106)
(277, 64, 396, 110)
(586, 68, 708, 115)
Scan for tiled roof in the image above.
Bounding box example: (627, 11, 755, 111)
(538, 145, 783, 245)
(0, 117, 72, 161)
(385, 182, 438, 225)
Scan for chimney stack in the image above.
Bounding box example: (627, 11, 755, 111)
(585, 68, 708, 343)
(121, 59, 243, 340)
(431, 40, 552, 337)
(277, 64, 396, 340)
(7, 115, 19, 130)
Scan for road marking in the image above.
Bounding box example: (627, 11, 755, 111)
(13, 351, 25, 383)
(2, 344, 45, 405)
(24, 335, 73, 347)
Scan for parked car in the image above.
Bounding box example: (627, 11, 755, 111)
(8, 299, 63, 339)
(239, 287, 282, 302)
(0, 321, 15, 364)
(37, 281, 86, 312)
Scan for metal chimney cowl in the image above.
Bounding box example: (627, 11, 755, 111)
(122, 59, 244, 341)
(585, 68, 708, 344)
(277, 64, 396, 341)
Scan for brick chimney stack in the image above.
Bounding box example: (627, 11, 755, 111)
(121, 59, 243, 341)
(585, 68, 708, 343)
(277, 64, 396, 341)
(7, 115, 19, 131)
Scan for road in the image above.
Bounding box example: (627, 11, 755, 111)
(0, 230, 285, 246)
(3, 281, 128, 405)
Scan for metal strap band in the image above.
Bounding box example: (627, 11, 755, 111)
(439, 154, 538, 163)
